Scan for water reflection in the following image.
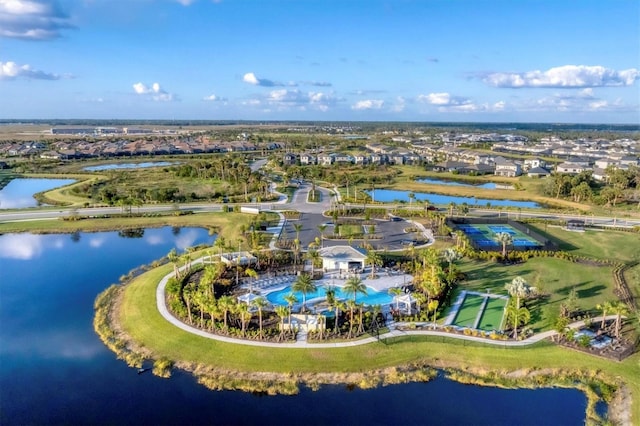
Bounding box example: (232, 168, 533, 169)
(0, 233, 66, 260)
(0, 178, 76, 209)
(368, 189, 540, 208)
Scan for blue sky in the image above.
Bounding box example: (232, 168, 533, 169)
(1, 0, 639, 123)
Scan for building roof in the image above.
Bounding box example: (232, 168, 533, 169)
(527, 166, 550, 175)
(318, 245, 367, 261)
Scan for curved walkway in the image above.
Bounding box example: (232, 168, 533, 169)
(156, 257, 620, 349)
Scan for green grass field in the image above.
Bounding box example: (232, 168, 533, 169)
(478, 297, 507, 331)
(457, 257, 616, 332)
(452, 294, 484, 328)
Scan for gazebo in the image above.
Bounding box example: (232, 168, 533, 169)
(237, 293, 267, 310)
(393, 294, 420, 315)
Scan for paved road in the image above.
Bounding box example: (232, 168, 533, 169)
(1, 177, 639, 228)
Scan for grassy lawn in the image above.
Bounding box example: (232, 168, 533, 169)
(452, 294, 483, 328)
(527, 225, 640, 264)
(456, 257, 616, 332)
(337, 223, 363, 237)
(119, 262, 640, 423)
(0, 212, 254, 240)
(478, 297, 507, 331)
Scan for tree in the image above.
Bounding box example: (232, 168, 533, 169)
(244, 267, 258, 293)
(317, 224, 327, 247)
(343, 275, 367, 303)
(274, 305, 289, 341)
(570, 181, 593, 203)
(305, 248, 322, 276)
(448, 202, 457, 217)
(408, 192, 416, 207)
(442, 248, 460, 270)
(610, 301, 629, 339)
(365, 250, 383, 279)
(235, 302, 252, 337)
(388, 287, 403, 313)
(505, 299, 531, 340)
(292, 273, 317, 312)
(284, 293, 298, 336)
(200, 264, 222, 298)
(504, 276, 531, 339)
(251, 296, 268, 339)
(167, 248, 180, 278)
(494, 232, 513, 257)
(292, 223, 303, 242)
(218, 295, 235, 332)
(427, 299, 439, 329)
(596, 301, 614, 330)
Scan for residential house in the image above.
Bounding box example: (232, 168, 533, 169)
(527, 167, 551, 178)
(317, 154, 334, 166)
(282, 153, 298, 166)
(300, 153, 316, 165)
(494, 160, 522, 177)
(556, 162, 588, 174)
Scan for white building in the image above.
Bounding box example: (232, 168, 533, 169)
(318, 245, 367, 272)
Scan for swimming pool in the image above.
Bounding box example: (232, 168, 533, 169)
(265, 285, 393, 307)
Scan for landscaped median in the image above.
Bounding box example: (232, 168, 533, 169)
(97, 256, 640, 425)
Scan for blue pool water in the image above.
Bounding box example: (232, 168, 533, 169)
(418, 178, 497, 189)
(265, 285, 393, 307)
(368, 189, 540, 208)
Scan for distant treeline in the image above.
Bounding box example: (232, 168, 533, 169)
(1, 119, 638, 132)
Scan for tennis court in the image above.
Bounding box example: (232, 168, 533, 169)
(456, 223, 542, 250)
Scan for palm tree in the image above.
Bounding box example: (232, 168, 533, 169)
(180, 252, 192, 275)
(274, 305, 289, 341)
(292, 222, 303, 242)
(305, 248, 321, 276)
(167, 248, 180, 278)
(408, 192, 416, 207)
(345, 299, 357, 338)
(343, 275, 367, 303)
(200, 264, 221, 298)
(610, 301, 629, 339)
(506, 299, 531, 339)
(495, 231, 513, 257)
(324, 285, 338, 334)
(218, 295, 235, 332)
(365, 250, 382, 279)
(283, 293, 298, 336)
(317, 224, 327, 247)
(504, 276, 531, 339)
(427, 299, 439, 329)
(448, 202, 457, 217)
(235, 303, 252, 337)
(292, 273, 317, 312)
(251, 296, 268, 339)
(244, 267, 258, 293)
(388, 287, 403, 313)
(596, 301, 613, 330)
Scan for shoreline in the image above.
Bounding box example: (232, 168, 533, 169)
(95, 270, 635, 425)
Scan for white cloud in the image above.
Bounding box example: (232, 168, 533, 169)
(0, 0, 73, 40)
(0, 60, 62, 80)
(132, 82, 175, 101)
(483, 65, 640, 88)
(417, 92, 471, 106)
(203, 93, 226, 101)
(243, 72, 285, 87)
(351, 99, 384, 110)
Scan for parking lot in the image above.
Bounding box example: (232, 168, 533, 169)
(280, 213, 430, 251)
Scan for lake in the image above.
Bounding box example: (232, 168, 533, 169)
(0, 178, 76, 209)
(83, 161, 176, 171)
(368, 189, 540, 209)
(0, 228, 586, 425)
(418, 177, 498, 189)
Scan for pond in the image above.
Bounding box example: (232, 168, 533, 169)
(367, 189, 540, 209)
(0, 228, 587, 425)
(83, 161, 176, 171)
(418, 177, 498, 189)
(0, 178, 76, 209)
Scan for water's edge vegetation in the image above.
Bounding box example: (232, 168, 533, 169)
(93, 273, 630, 425)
